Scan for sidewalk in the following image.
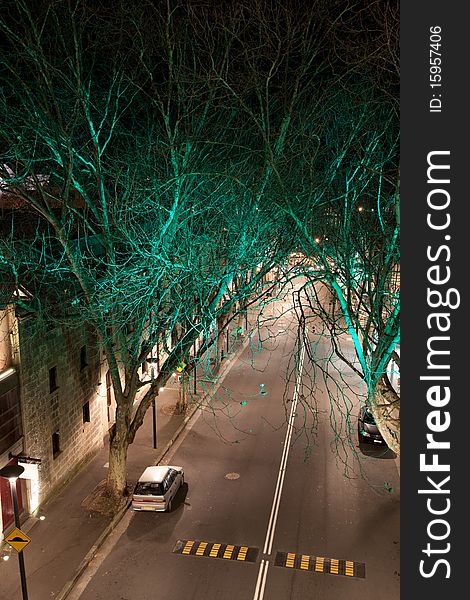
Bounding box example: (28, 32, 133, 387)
(0, 326, 254, 600)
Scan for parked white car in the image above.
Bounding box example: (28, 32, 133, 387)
(132, 465, 184, 512)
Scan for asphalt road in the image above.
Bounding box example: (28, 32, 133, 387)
(74, 296, 400, 600)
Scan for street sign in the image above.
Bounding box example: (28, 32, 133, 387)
(176, 361, 187, 373)
(4, 528, 31, 553)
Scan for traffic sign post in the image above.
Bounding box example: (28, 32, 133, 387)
(0, 465, 29, 600)
(4, 528, 31, 553)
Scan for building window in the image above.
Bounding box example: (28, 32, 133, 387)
(49, 366, 58, 393)
(82, 401, 90, 423)
(0, 386, 23, 456)
(52, 431, 60, 458)
(0, 308, 13, 371)
(80, 346, 87, 370)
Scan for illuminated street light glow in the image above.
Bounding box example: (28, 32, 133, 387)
(0, 367, 15, 382)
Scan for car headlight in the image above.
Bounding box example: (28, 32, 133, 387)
(361, 430, 371, 437)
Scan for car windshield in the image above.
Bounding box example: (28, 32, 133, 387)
(363, 409, 376, 425)
(134, 482, 164, 496)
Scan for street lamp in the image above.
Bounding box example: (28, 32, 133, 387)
(0, 465, 29, 600)
(150, 357, 158, 450)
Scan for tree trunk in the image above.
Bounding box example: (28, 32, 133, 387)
(370, 378, 400, 455)
(176, 370, 190, 414)
(107, 436, 129, 502)
(106, 401, 131, 504)
(215, 314, 226, 366)
(236, 309, 246, 336)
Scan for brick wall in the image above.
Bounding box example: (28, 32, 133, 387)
(17, 319, 105, 508)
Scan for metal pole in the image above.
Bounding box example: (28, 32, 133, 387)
(11, 482, 29, 600)
(193, 341, 197, 395)
(152, 398, 157, 449)
(151, 351, 157, 449)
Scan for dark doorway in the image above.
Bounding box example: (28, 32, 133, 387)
(1, 459, 24, 532)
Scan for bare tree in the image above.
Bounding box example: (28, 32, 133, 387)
(199, 1, 400, 454)
(0, 0, 289, 507)
(0, 0, 400, 507)
(283, 84, 400, 456)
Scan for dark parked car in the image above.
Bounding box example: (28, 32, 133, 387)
(358, 406, 386, 445)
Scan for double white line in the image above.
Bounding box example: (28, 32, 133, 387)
(253, 559, 269, 600)
(252, 334, 307, 600)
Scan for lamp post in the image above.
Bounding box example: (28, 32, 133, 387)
(150, 356, 157, 450)
(192, 340, 197, 395)
(0, 465, 29, 600)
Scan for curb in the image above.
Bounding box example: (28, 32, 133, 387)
(55, 499, 131, 600)
(55, 332, 252, 600)
(394, 456, 400, 477)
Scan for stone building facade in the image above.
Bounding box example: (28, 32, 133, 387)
(0, 308, 107, 539)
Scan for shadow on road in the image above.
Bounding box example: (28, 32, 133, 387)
(359, 444, 397, 459)
(125, 483, 189, 543)
(172, 481, 189, 511)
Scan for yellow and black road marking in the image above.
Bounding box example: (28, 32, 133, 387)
(274, 551, 365, 579)
(173, 540, 259, 563)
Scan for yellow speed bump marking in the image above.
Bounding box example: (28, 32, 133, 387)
(285, 552, 296, 568)
(330, 558, 339, 574)
(182, 540, 195, 555)
(196, 541, 208, 556)
(173, 540, 259, 563)
(275, 551, 365, 578)
(345, 560, 355, 576)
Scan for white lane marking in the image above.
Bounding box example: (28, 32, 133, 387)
(263, 400, 295, 556)
(253, 559, 270, 600)
(262, 337, 306, 556)
(252, 334, 306, 600)
(259, 560, 269, 599)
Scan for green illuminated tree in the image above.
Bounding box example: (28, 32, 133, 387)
(0, 0, 289, 506)
(0, 0, 400, 507)
(202, 0, 400, 454)
(280, 83, 400, 456)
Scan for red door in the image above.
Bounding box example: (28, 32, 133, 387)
(1, 459, 24, 532)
